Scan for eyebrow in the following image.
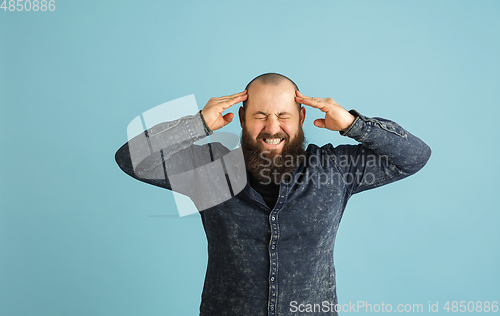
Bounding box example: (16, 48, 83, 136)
(252, 111, 292, 117)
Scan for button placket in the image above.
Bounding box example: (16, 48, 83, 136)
(267, 183, 288, 315)
(268, 212, 278, 315)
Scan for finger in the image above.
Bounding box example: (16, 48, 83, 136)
(296, 95, 323, 109)
(295, 91, 318, 100)
(218, 90, 248, 100)
(216, 92, 247, 104)
(295, 91, 313, 102)
(219, 93, 247, 109)
(314, 118, 326, 128)
(296, 91, 305, 97)
(295, 91, 309, 101)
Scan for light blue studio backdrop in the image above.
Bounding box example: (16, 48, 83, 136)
(1, 0, 499, 315)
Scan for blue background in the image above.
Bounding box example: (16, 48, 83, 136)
(1, 0, 499, 315)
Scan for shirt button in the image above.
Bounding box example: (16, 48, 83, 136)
(271, 245, 275, 250)
(271, 216, 276, 221)
(270, 306, 275, 310)
(271, 276, 275, 281)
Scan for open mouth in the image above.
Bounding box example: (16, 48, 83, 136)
(262, 138, 284, 145)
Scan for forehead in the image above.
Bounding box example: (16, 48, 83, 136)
(246, 81, 298, 114)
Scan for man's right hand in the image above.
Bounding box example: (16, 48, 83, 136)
(201, 90, 248, 131)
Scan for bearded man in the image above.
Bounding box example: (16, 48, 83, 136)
(115, 73, 431, 316)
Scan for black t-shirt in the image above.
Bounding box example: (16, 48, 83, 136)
(248, 173, 280, 209)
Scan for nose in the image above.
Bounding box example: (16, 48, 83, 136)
(264, 115, 282, 136)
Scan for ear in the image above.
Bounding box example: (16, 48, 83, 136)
(238, 106, 245, 127)
(299, 106, 306, 126)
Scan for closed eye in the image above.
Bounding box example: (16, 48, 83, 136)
(252, 112, 292, 120)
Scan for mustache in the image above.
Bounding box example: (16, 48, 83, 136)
(256, 132, 290, 141)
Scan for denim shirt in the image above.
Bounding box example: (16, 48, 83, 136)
(115, 110, 431, 316)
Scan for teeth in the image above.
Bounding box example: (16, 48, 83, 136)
(264, 138, 283, 145)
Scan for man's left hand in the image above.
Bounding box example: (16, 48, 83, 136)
(295, 91, 355, 132)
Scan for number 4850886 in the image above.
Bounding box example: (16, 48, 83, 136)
(1, 0, 56, 11)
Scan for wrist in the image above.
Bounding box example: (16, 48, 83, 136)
(339, 110, 362, 136)
(199, 110, 213, 135)
(340, 114, 356, 132)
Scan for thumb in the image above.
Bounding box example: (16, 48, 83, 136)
(314, 119, 326, 128)
(223, 112, 234, 126)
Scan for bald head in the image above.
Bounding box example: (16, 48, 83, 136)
(242, 73, 301, 112)
(246, 73, 299, 91)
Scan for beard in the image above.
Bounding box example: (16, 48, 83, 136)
(241, 124, 306, 185)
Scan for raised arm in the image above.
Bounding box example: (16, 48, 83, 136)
(114, 111, 212, 190)
(296, 91, 431, 195)
(114, 91, 248, 211)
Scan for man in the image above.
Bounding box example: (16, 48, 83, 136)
(115, 73, 431, 315)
